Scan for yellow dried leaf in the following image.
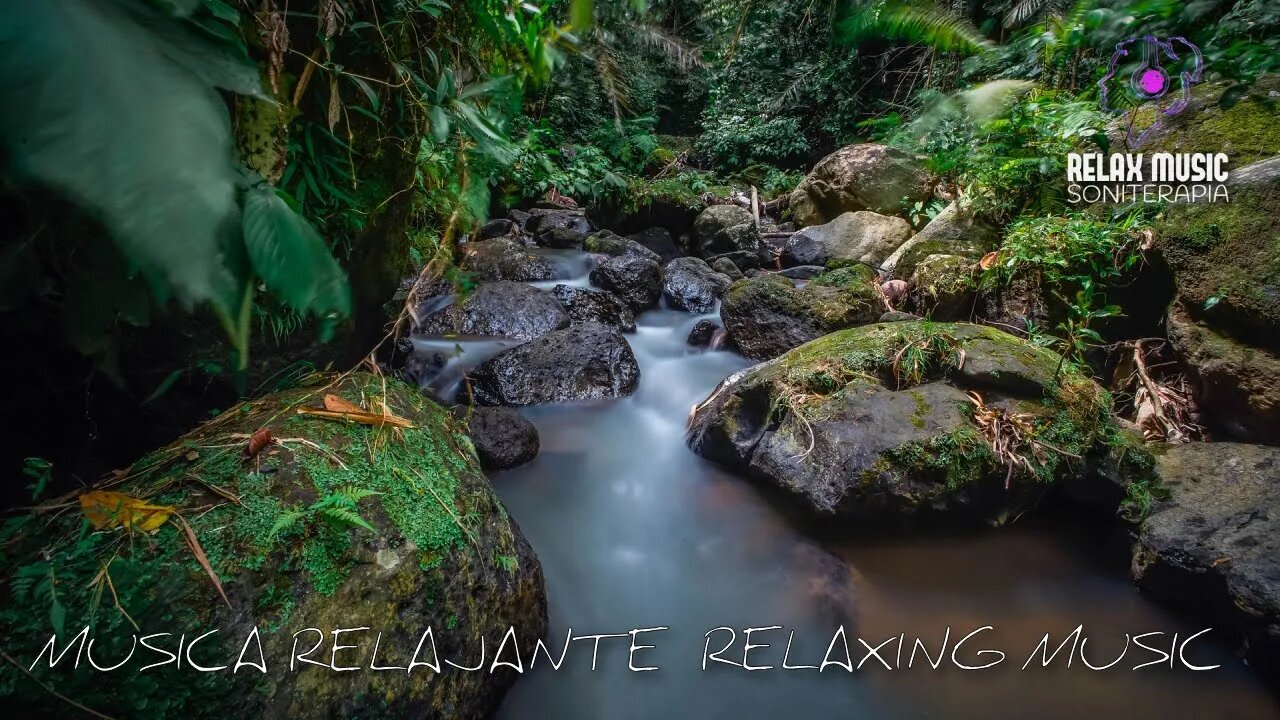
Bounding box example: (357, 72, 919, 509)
(79, 491, 174, 532)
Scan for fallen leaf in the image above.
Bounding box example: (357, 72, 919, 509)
(322, 394, 365, 414)
(79, 491, 174, 532)
(979, 250, 1001, 270)
(176, 514, 231, 608)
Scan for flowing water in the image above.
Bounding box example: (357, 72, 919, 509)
(412, 250, 1279, 719)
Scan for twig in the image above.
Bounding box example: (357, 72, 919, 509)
(175, 514, 231, 609)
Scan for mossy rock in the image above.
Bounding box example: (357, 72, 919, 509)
(1155, 174, 1280, 352)
(907, 254, 977, 321)
(719, 269, 880, 360)
(0, 373, 546, 719)
(1107, 76, 1280, 166)
(688, 322, 1129, 529)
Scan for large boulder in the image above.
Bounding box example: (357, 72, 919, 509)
(589, 255, 662, 313)
(551, 284, 636, 332)
(1157, 171, 1280, 444)
(416, 281, 569, 340)
(662, 257, 732, 313)
(882, 202, 1000, 279)
(1133, 442, 1280, 686)
(467, 323, 641, 405)
(788, 144, 932, 226)
(781, 211, 914, 267)
(0, 374, 546, 719)
(719, 266, 882, 360)
(455, 405, 540, 471)
(535, 226, 587, 250)
(688, 322, 1115, 528)
(525, 208, 593, 236)
(628, 227, 683, 263)
(459, 238, 560, 281)
(906, 254, 977, 321)
(693, 205, 761, 259)
(583, 230, 663, 264)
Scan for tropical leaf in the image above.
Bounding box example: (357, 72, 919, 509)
(0, 0, 252, 315)
(241, 182, 351, 322)
(838, 0, 992, 55)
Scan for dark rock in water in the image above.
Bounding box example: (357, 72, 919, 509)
(662, 257, 732, 313)
(694, 205, 761, 258)
(628, 227, 683, 262)
(781, 211, 913, 267)
(583, 230, 663, 264)
(508, 208, 532, 229)
(686, 319, 720, 347)
(460, 238, 560, 281)
(776, 265, 826, 280)
(688, 322, 1115, 529)
(455, 405, 540, 470)
(708, 249, 763, 270)
(1133, 442, 1280, 686)
(536, 226, 587, 249)
(590, 255, 662, 312)
(526, 208, 593, 236)
(711, 257, 744, 281)
(878, 311, 919, 323)
(719, 268, 881, 360)
(551, 284, 636, 332)
(788, 143, 932, 225)
(416, 281, 569, 340)
(0, 373, 547, 719)
(468, 323, 641, 405)
(477, 218, 522, 242)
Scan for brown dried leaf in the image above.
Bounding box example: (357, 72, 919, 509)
(79, 491, 174, 532)
(176, 514, 231, 609)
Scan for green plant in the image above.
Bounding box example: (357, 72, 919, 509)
(270, 485, 384, 538)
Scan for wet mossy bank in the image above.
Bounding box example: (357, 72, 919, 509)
(0, 373, 546, 719)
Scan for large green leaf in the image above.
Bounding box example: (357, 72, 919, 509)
(241, 184, 351, 323)
(0, 0, 260, 315)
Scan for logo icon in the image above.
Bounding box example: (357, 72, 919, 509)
(1100, 36, 1203, 146)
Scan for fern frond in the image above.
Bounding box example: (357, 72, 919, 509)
(634, 24, 706, 70)
(838, 1, 992, 56)
(269, 509, 305, 538)
(335, 485, 382, 504)
(319, 507, 376, 533)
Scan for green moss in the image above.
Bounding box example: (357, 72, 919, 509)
(1131, 77, 1280, 166)
(908, 390, 930, 429)
(887, 426, 997, 490)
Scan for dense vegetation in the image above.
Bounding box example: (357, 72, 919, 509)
(0, 0, 1276, 495)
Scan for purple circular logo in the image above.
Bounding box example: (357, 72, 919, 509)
(1100, 35, 1204, 146)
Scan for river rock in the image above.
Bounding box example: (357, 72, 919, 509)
(693, 205, 761, 258)
(589, 255, 662, 312)
(688, 322, 1114, 528)
(882, 202, 1000, 279)
(711, 256, 745, 281)
(662, 257, 732, 313)
(777, 265, 827, 280)
(708, 249, 763, 271)
(788, 144, 932, 226)
(536, 226, 587, 249)
(455, 405, 540, 470)
(781, 211, 914, 267)
(687, 319, 721, 347)
(460, 238, 560, 281)
(719, 267, 882, 360)
(476, 218, 523, 242)
(525, 208, 593, 236)
(551, 284, 636, 332)
(629, 227, 683, 263)
(0, 374, 547, 719)
(416, 281, 569, 340)
(1133, 442, 1280, 686)
(468, 323, 641, 405)
(583, 230, 663, 264)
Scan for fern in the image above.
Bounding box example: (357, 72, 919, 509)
(318, 507, 376, 533)
(837, 0, 992, 55)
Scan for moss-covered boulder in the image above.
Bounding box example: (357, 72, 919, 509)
(780, 210, 914, 267)
(1156, 171, 1280, 443)
(787, 144, 932, 226)
(719, 267, 882, 360)
(0, 374, 546, 719)
(1106, 76, 1280, 165)
(693, 204, 762, 259)
(906, 254, 977, 321)
(882, 201, 1000, 280)
(687, 322, 1120, 529)
(1133, 442, 1280, 687)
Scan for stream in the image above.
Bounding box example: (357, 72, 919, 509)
(413, 248, 1279, 719)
